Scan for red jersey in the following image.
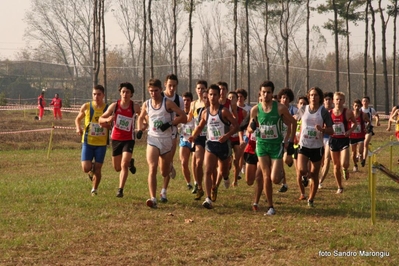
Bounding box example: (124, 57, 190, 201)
(350, 111, 365, 139)
(330, 108, 350, 139)
(38, 95, 45, 108)
(244, 132, 256, 155)
(230, 107, 244, 142)
(111, 100, 135, 141)
(50, 98, 62, 108)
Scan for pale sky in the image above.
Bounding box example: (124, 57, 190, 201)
(0, 0, 396, 61)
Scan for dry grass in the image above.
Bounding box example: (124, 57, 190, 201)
(0, 109, 398, 265)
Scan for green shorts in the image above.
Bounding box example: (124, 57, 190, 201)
(256, 142, 284, 159)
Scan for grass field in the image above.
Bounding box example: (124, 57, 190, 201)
(0, 109, 398, 265)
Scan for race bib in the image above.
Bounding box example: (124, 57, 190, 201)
(332, 123, 345, 135)
(115, 114, 133, 132)
(259, 125, 278, 139)
(353, 124, 361, 133)
(208, 125, 222, 141)
(303, 126, 317, 140)
(90, 123, 106, 136)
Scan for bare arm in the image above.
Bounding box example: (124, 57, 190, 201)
(98, 102, 117, 125)
(137, 102, 148, 131)
(246, 105, 258, 134)
(189, 110, 207, 142)
(345, 109, 357, 137)
(75, 103, 87, 136)
(166, 100, 187, 125)
(279, 103, 296, 144)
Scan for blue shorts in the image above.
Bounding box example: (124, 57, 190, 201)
(205, 140, 232, 161)
(81, 143, 107, 163)
(179, 136, 193, 149)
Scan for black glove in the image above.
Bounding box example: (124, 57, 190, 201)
(136, 130, 143, 139)
(286, 141, 295, 156)
(250, 119, 257, 131)
(159, 121, 172, 132)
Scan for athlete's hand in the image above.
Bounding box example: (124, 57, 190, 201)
(286, 142, 295, 156)
(250, 119, 257, 131)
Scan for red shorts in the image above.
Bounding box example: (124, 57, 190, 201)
(395, 131, 399, 141)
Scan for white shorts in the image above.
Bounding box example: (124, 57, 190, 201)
(323, 137, 329, 147)
(147, 135, 173, 155)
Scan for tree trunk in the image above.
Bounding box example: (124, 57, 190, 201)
(346, 1, 352, 105)
(280, 1, 290, 88)
(188, 0, 194, 93)
(370, 2, 377, 108)
(172, 0, 178, 75)
(233, 0, 238, 91)
(148, 0, 154, 78)
(264, 1, 270, 81)
(379, 0, 389, 114)
(101, 0, 107, 102)
(142, 0, 147, 102)
(392, 0, 398, 106)
(92, 0, 101, 87)
(363, 1, 369, 97)
(245, 0, 250, 103)
(306, 0, 310, 91)
(333, 0, 340, 92)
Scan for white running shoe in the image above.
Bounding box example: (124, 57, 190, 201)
(224, 178, 230, 189)
(265, 207, 276, 216)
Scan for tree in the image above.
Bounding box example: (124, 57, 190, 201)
(388, 0, 398, 106)
(379, 0, 390, 114)
(363, 1, 370, 97)
(369, 1, 377, 107)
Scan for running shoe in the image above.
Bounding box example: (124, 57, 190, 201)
(301, 175, 309, 187)
(353, 165, 358, 172)
(361, 159, 366, 167)
(187, 183, 193, 190)
(160, 192, 168, 203)
(252, 203, 259, 212)
(211, 187, 218, 202)
(343, 169, 349, 180)
(91, 189, 97, 196)
(146, 198, 157, 208)
(307, 199, 314, 207)
(318, 183, 323, 189)
(202, 198, 213, 209)
(116, 188, 124, 198)
(192, 183, 198, 194)
(194, 188, 204, 200)
(278, 184, 288, 193)
(336, 188, 343, 194)
(231, 181, 238, 187)
(129, 158, 136, 174)
(264, 207, 276, 216)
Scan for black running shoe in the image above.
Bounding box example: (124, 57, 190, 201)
(129, 158, 136, 174)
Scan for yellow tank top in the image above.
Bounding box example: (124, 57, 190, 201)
(82, 101, 109, 146)
(396, 116, 399, 132)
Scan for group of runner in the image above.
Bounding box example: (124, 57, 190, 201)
(74, 76, 383, 215)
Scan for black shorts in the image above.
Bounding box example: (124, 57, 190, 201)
(244, 152, 258, 165)
(350, 138, 364, 145)
(293, 147, 299, 160)
(194, 136, 206, 149)
(205, 140, 232, 161)
(111, 139, 135, 156)
(230, 140, 240, 146)
(297, 146, 324, 162)
(329, 137, 350, 152)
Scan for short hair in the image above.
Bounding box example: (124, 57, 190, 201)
(228, 91, 238, 98)
(334, 91, 345, 100)
(298, 96, 309, 105)
(196, 80, 208, 88)
(277, 87, 295, 102)
(208, 84, 220, 95)
(217, 81, 228, 90)
(94, 84, 105, 94)
(354, 99, 361, 105)
(148, 78, 162, 89)
(119, 82, 134, 94)
(259, 80, 275, 93)
(324, 92, 333, 99)
(362, 96, 370, 102)
(235, 88, 248, 99)
(182, 91, 193, 100)
(307, 87, 324, 105)
(165, 74, 178, 84)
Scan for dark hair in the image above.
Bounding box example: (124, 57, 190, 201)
(235, 88, 248, 99)
(298, 96, 309, 105)
(324, 92, 333, 99)
(277, 87, 294, 102)
(94, 84, 105, 94)
(196, 80, 208, 88)
(165, 74, 179, 84)
(208, 84, 220, 95)
(182, 91, 193, 100)
(362, 96, 370, 102)
(259, 80, 275, 93)
(354, 99, 362, 105)
(307, 87, 324, 105)
(148, 78, 162, 89)
(217, 81, 228, 90)
(228, 91, 238, 98)
(119, 82, 134, 94)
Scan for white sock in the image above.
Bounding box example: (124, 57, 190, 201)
(161, 188, 166, 194)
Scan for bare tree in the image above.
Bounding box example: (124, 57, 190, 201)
(369, 1, 377, 106)
(148, 0, 154, 78)
(378, 0, 390, 114)
(363, 1, 370, 97)
(388, 0, 398, 106)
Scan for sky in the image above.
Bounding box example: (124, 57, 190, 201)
(0, 0, 396, 61)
